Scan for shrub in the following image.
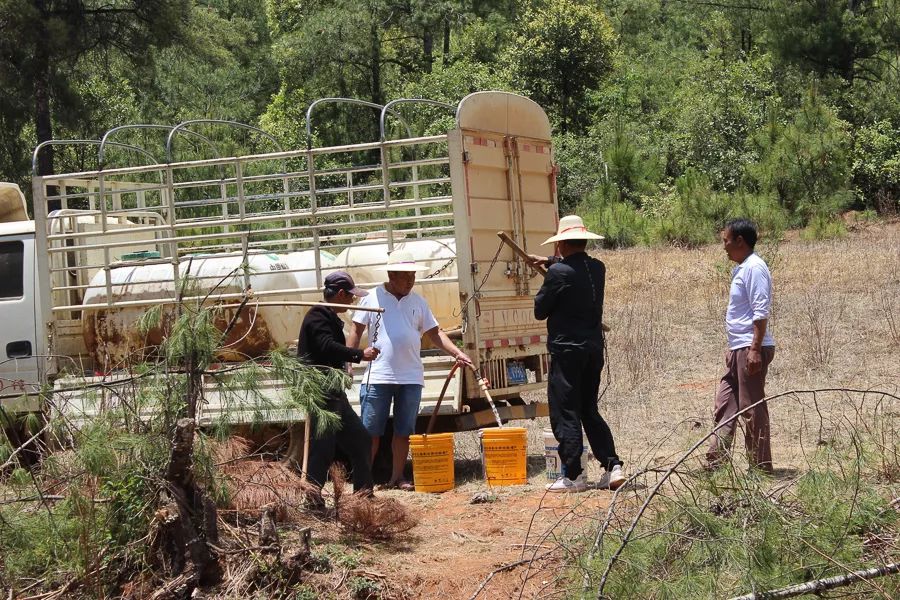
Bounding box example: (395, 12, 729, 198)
(852, 119, 900, 214)
(555, 133, 609, 214)
(600, 121, 663, 206)
(727, 191, 789, 241)
(579, 193, 649, 249)
(583, 407, 900, 599)
(348, 575, 381, 599)
(647, 170, 724, 247)
(749, 87, 854, 224)
(801, 214, 848, 241)
(0, 494, 105, 580)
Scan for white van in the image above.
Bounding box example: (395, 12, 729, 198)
(0, 184, 41, 413)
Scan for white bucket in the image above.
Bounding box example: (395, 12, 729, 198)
(544, 428, 591, 481)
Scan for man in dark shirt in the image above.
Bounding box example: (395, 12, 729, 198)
(530, 215, 625, 493)
(298, 271, 379, 502)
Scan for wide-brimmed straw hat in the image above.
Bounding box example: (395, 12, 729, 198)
(374, 249, 429, 272)
(541, 215, 605, 245)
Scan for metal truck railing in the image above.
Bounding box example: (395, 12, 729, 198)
(34, 134, 457, 318)
(32, 92, 558, 428)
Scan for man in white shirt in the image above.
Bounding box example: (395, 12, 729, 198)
(348, 250, 473, 490)
(707, 219, 776, 472)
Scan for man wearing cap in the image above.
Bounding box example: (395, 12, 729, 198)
(528, 215, 626, 493)
(347, 250, 473, 490)
(298, 271, 380, 505)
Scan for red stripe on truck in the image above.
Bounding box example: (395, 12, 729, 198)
(481, 335, 546, 349)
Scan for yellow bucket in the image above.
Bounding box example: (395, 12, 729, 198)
(409, 433, 455, 493)
(480, 427, 528, 486)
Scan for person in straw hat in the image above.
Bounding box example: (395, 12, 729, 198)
(347, 249, 473, 490)
(528, 215, 626, 492)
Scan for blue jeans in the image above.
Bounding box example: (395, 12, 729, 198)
(360, 384, 423, 436)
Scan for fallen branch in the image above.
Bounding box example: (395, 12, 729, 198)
(208, 544, 280, 556)
(727, 561, 900, 600)
(149, 571, 195, 600)
(468, 551, 554, 600)
(18, 564, 108, 600)
(0, 495, 65, 505)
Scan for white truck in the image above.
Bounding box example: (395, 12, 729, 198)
(1, 91, 561, 436)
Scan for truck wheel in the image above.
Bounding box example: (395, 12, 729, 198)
(2, 412, 46, 471)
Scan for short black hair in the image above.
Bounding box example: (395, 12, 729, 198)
(725, 218, 758, 249)
(323, 286, 341, 301)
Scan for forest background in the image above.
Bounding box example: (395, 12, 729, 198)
(1, 0, 899, 245)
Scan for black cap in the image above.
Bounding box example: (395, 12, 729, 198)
(324, 271, 368, 297)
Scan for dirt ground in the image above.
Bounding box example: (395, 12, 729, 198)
(263, 220, 900, 599)
(289, 476, 615, 599)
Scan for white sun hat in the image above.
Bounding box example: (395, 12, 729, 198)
(541, 215, 605, 245)
(374, 249, 430, 272)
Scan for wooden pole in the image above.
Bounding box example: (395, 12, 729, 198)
(497, 231, 547, 275)
(300, 418, 312, 483)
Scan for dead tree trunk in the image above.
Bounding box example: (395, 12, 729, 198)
(151, 418, 221, 599)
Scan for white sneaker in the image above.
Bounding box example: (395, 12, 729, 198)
(596, 465, 626, 490)
(545, 474, 589, 493)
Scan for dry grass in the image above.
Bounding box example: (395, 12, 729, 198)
(213, 437, 314, 521)
(178, 223, 897, 600)
(337, 494, 419, 540)
(875, 288, 900, 348)
(504, 221, 900, 478)
(599, 221, 900, 470)
(329, 464, 420, 540)
(801, 288, 847, 367)
(606, 299, 666, 386)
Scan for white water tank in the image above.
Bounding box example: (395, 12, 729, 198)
(331, 237, 460, 332)
(82, 251, 334, 371)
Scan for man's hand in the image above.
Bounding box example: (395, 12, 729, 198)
(526, 253, 550, 268)
(453, 350, 474, 368)
(746, 348, 762, 375)
(362, 346, 380, 361)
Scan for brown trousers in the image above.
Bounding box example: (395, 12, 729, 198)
(707, 346, 775, 470)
